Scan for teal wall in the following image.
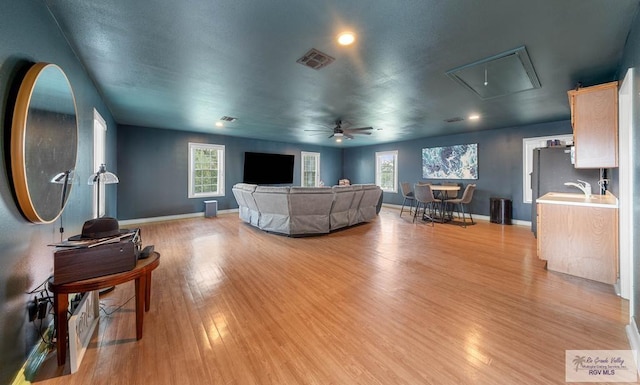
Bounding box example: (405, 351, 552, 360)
(117, 119, 573, 223)
(1, 1, 637, 383)
(0, 2, 116, 383)
(343, 120, 573, 222)
(116, 125, 343, 220)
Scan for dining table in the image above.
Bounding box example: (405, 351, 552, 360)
(429, 184, 461, 222)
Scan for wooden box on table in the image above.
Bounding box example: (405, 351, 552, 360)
(54, 240, 137, 284)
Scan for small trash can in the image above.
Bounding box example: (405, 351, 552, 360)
(489, 197, 512, 225)
(204, 200, 218, 218)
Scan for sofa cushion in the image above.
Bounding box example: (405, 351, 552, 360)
(347, 185, 365, 226)
(233, 183, 259, 225)
(289, 187, 333, 235)
(253, 186, 291, 234)
(330, 185, 357, 230)
(357, 184, 382, 222)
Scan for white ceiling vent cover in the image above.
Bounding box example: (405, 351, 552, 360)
(296, 48, 335, 70)
(446, 46, 541, 99)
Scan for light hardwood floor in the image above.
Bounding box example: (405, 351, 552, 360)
(33, 208, 630, 384)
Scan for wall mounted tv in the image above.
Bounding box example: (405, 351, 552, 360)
(243, 152, 295, 185)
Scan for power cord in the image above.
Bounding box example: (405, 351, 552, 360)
(99, 295, 135, 316)
(26, 277, 56, 346)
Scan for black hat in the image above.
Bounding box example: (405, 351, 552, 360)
(68, 217, 127, 240)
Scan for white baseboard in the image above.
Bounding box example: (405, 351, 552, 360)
(118, 208, 238, 226)
(381, 203, 531, 227)
(121, 205, 532, 227)
(626, 320, 640, 375)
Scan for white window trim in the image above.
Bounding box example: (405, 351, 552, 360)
(93, 109, 107, 218)
(375, 150, 398, 193)
(188, 142, 225, 198)
(301, 151, 320, 187)
(522, 134, 573, 203)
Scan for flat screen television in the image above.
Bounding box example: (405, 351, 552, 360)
(243, 152, 295, 184)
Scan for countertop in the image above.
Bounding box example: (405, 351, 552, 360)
(537, 192, 618, 208)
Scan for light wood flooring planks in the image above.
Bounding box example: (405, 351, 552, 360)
(32, 208, 630, 384)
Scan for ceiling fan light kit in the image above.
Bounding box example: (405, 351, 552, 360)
(304, 119, 374, 141)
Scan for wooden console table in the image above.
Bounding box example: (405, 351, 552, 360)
(48, 252, 160, 366)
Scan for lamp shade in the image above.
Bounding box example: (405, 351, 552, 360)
(88, 163, 118, 218)
(51, 169, 75, 184)
(88, 164, 119, 185)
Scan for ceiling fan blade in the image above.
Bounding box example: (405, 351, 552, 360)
(344, 133, 354, 139)
(347, 126, 373, 131)
(328, 134, 335, 138)
(304, 129, 330, 132)
(346, 130, 372, 135)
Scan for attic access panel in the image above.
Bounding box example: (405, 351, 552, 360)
(446, 46, 541, 99)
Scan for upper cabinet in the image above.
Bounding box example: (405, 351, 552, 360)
(567, 81, 618, 169)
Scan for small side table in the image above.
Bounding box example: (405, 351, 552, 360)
(48, 252, 160, 366)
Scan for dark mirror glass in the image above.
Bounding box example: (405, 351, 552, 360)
(11, 63, 78, 224)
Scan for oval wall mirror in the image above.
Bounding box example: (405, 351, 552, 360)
(11, 62, 78, 224)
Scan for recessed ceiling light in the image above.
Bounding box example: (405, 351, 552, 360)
(468, 114, 480, 120)
(337, 32, 356, 46)
(215, 121, 224, 127)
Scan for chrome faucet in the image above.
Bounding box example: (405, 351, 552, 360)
(564, 179, 592, 198)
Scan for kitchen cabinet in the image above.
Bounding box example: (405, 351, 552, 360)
(567, 81, 618, 168)
(537, 192, 618, 284)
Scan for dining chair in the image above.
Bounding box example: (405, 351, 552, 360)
(413, 183, 441, 225)
(444, 183, 476, 227)
(442, 182, 461, 198)
(399, 182, 415, 217)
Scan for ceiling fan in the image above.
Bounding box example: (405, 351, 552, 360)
(305, 120, 373, 140)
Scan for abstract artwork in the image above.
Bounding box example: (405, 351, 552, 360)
(422, 144, 478, 179)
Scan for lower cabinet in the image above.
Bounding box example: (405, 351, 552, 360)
(537, 202, 618, 284)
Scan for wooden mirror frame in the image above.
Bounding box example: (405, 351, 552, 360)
(11, 62, 78, 224)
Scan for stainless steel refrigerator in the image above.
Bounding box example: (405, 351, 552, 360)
(530, 146, 600, 236)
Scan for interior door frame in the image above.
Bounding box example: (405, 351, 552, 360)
(93, 109, 107, 218)
(521, 134, 573, 204)
(618, 68, 633, 300)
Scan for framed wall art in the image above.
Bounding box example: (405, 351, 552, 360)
(422, 143, 478, 179)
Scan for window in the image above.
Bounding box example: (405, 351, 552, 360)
(301, 151, 320, 187)
(375, 150, 398, 193)
(188, 143, 225, 198)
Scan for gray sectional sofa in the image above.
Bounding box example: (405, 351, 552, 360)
(232, 183, 383, 236)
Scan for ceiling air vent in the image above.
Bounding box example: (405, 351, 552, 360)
(444, 117, 464, 123)
(220, 116, 237, 122)
(296, 48, 335, 70)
